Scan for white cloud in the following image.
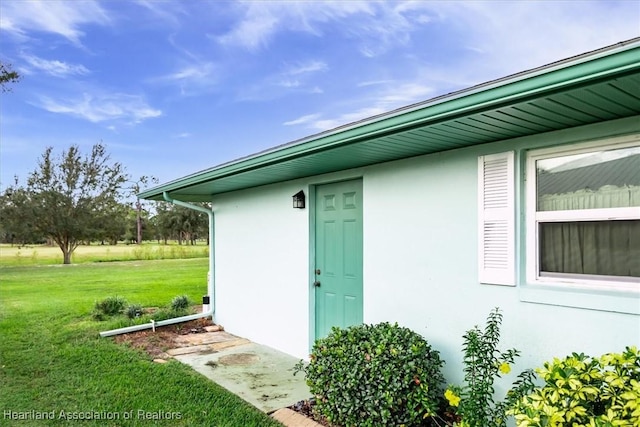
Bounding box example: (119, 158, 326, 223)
(214, 1, 422, 57)
(272, 60, 328, 89)
(152, 59, 219, 95)
(0, 0, 109, 46)
(377, 83, 433, 105)
(417, 1, 640, 81)
(134, 0, 185, 27)
(37, 93, 161, 124)
(283, 113, 321, 126)
(284, 60, 328, 76)
(164, 63, 215, 82)
(278, 79, 300, 88)
(313, 106, 388, 130)
(290, 82, 433, 131)
(215, 2, 280, 51)
(21, 54, 89, 77)
(358, 80, 393, 87)
(0, 14, 25, 40)
(237, 59, 328, 100)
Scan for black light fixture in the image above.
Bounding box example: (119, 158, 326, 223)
(292, 190, 306, 209)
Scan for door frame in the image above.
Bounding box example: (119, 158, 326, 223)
(307, 177, 364, 351)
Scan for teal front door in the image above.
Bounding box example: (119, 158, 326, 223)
(314, 179, 363, 340)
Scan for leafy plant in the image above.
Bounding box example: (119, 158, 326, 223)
(508, 346, 640, 426)
(441, 308, 527, 427)
(170, 294, 190, 313)
(125, 303, 143, 319)
(150, 307, 191, 321)
(92, 296, 127, 320)
(295, 322, 445, 427)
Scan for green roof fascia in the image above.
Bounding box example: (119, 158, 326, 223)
(139, 40, 640, 201)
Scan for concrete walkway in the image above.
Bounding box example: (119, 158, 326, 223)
(164, 328, 321, 426)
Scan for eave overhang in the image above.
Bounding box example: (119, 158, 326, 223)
(139, 38, 640, 202)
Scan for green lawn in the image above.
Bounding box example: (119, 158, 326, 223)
(0, 243, 209, 267)
(0, 258, 282, 426)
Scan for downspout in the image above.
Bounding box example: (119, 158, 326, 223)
(99, 192, 216, 338)
(161, 191, 216, 320)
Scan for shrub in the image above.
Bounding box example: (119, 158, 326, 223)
(508, 346, 640, 426)
(151, 308, 183, 322)
(125, 303, 143, 319)
(170, 295, 190, 313)
(440, 308, 530, 427)
(91, 311, 107, 321)
(296, 322, 445, 427)
(92, 296, 127, 320)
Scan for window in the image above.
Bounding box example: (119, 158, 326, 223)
(526, 136, 640, 291)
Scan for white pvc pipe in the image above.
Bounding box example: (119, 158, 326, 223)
(100, 193, 216, 339)
(99, 312, 212, 337)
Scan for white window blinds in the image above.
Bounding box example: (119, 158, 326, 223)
(478, 151, 515, 285)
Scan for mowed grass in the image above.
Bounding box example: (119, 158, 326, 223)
(0, 243, 209, 267)
(0, 258, 282, 426)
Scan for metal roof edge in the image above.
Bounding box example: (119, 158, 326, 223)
(139, 38, 640, 200)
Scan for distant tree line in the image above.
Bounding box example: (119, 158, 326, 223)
(152, 202, 209, 246)
(0, 143, 209, 264)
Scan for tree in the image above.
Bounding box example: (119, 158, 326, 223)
(151, 202, 172, 244)
(0, 179, 44, 245)
(25, 143, 128, 263)
(0, 62, 20, 92)
(94, 200, 129, 245)
(126, 176, 158, 244)
(176, 204, 209, 245)
(150, 202, 209, 245)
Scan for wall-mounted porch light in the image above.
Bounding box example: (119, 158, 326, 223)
(292, 190, 306, 209)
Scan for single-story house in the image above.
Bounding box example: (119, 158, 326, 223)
(139, 38, 640, 384)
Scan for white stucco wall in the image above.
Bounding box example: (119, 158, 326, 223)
(213, 181, 311, 358)
(211, 116, 640, 385)
(362, 134, 639, 386)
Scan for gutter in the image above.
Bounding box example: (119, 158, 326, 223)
(99, 192, 216, 338)
(161, 191, 216, 319)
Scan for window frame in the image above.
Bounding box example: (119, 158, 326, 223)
(525, 134, 640, 292)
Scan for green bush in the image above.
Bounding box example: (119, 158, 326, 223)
(125, 303, 143, 319)
(92, 296, 127, 320)
(151, 308, 184, 321)
(297, 322, 445, 427)
(508, 346, 640, 426)
(170, 295, 190, 313)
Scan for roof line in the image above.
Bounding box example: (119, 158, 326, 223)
(139, 37, 640, 200)
(262, 36, 640, 152)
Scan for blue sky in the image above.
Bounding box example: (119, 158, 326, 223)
(1, 0, 639, 192)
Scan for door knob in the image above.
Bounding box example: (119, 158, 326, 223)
(313, 281, 321, 287)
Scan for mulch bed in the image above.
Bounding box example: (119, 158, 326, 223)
(113, 318, 212, 358)
(289, 398, 460, 426)
(289, 399, 333, 426)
